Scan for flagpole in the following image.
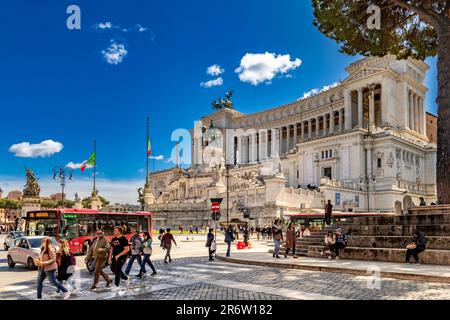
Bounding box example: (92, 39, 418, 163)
(93, 140, 97, 195)
(146, 117, 149, 187)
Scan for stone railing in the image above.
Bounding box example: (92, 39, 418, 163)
(148, 201, 208, 211)
(320, 177, 360, 190)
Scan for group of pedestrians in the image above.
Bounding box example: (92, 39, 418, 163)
(320, 228, 348, 259)
(35, 226, 161, 299)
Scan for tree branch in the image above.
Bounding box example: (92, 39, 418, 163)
(388, 0, 448, 30)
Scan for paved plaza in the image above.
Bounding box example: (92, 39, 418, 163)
(1, 234, 450, 300)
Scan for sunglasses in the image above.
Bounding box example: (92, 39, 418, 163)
(96, 232, 103, 235)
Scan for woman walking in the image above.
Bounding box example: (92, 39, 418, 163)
(36, 237, 70, 299)
(272, 219, 283, 259)
(56, 239, 76, 293)
(284, 222, 297, 258)
(138, 232, 157, 277)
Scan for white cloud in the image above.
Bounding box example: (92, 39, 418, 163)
(136, 24, 148, 32)
(149, 155, 164, 160)
(9, 140, 63, 158)
(207, 64, 224, 76)
(95, 22, 114, 29)
(200, 77, 223, 88)
(300, 82, 340, 100)
(0, 175, 144, 205)
(94, 22, 149, 33)
(102, 40, 128, 65)
(235, 52, 302, 85)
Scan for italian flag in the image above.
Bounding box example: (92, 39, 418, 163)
(147, 137, 151, 157)
(81, 152, 96, 172)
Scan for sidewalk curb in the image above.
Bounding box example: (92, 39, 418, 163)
(216, 255, 450, 284)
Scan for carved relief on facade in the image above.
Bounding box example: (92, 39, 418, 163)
(387, 152, 394, 168)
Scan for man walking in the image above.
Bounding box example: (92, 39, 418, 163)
(85, 229, 112, 290)
(109, 226, 130, 289)
(325, 200, 333, 226)
(161, 228, 177, 263)
(125, 229, 143, 277)
(224, 225, 235, 257)
(206, 228, 215, 261)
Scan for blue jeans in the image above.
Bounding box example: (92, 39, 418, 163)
(273, 239, 281, 256)
(37, 269, 67, 299)
(140, 254, 156, 274)
(125, 254, 142, 275)
(226, 242, 231, 257)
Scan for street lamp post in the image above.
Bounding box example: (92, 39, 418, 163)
(360, 173, 376, 212)
(53, 166, 73, 208)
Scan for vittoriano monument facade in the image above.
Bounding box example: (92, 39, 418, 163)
(147, 55, 437, 228)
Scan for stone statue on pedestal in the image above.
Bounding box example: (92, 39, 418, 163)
(137, 187, 145, 210)
(23, 169, 40, 198)
(74, 193, 83, 209)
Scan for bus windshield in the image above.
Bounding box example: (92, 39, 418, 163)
(27, 218, 58, 237)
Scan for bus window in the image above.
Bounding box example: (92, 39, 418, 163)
(78, 219, 95, 237)
(126, 216, 138, 233)
(95, 215, 108, 235)
(139, 216, 149, 232)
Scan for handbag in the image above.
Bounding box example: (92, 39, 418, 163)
(210, 240, 216, 251)
(56, 252, 62, 267)
(67, 265, 75, 274)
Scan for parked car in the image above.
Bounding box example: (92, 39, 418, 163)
(7, 236, 58, 270)
(3, 231, 24, 251)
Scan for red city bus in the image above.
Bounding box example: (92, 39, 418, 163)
(24, 209, 152, 254)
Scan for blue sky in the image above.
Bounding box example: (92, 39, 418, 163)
(0, 0, 438, 203)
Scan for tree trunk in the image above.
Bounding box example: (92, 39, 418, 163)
(436, 27, 450, 204)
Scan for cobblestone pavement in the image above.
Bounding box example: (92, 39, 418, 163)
(1, 256, 450, 300)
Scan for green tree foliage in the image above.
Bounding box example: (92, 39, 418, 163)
(0, 199, 21, 210)
(312, 0, 450, 203)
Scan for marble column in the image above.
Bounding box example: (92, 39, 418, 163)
(369, 89, 375, 131)
(301, 122, 305, 142)
(409, 91, 414, 130)
(330, 112, 335, 134)
(251, 133, 257, 163)
(286, 126, 290, 153)
(344, 89, 352, 130)
(420, 97, 425, 135)
(316, 117, 320, 136)
(264, 130, 268, 160)
(323, 116, 327, 136)
(357, 88, 363, 128)
(258, 130, 264, 161)
(338, 110, 343, 132)
(237, 135, 242, 164)
(308, 120, 312, 138)
(294, 123, 298, 146)
(414, 94, 419, 133)
(271, 128, 279, 157)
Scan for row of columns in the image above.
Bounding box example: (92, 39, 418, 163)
(407, 90, 425, 134)
(234, 108, 346, 164)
